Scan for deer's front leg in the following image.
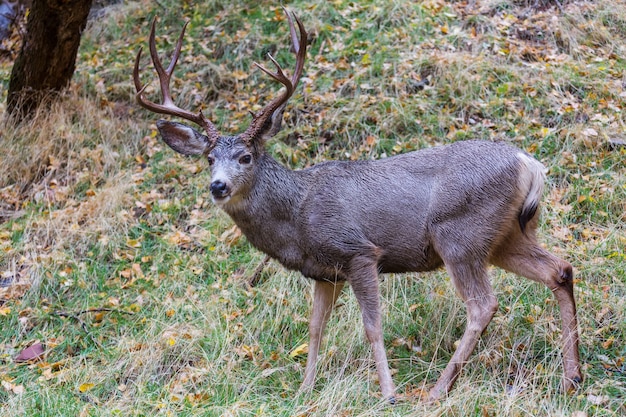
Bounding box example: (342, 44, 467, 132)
(301, 279, 345, 392)
(348, 257, 396, 402)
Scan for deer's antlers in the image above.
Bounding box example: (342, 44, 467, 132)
(133, 18, 220, 144)
(241, 9, 307, 144)
(133, 8, 307, 146)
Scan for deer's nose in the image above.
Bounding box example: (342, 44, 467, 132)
(210, 180, 229, 198)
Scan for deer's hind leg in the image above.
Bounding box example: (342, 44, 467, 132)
(429, 259, 499, 401)
(490, 228, 582, 391)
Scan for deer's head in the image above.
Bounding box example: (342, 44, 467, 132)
(133, 9, 307, 206)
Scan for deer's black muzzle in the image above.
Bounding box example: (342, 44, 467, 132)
(210, 180, 229, 198)
(210, 180, 230, 199)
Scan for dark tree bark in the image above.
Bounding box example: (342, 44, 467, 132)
(6, 0, 93, 120)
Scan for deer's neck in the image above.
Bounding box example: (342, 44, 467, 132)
(221, 154, 306, 267)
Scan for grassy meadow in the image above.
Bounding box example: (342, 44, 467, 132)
(1, 0, 625, 415)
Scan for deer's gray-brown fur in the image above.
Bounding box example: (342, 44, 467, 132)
(135, 9, 582, 402)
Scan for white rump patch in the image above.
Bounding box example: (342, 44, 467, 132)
(516, 152, 546, 215)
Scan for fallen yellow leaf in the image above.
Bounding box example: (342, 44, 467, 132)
(126, 238, 142, 248)
(602, 337, 614, 349)
(289, 343, 309, 358)
(78, 383, 95, 393)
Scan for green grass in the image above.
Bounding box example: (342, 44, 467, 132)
(1, 0, 626, 415)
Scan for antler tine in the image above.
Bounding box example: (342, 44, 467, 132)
(133, 17, 220, 143)
(147, 18, 187, 107)
(255, 54, 294, 93)
(285, 8, 307, 86)
(241, 8, 307, 143)
(285, 7, 300, 53)
(165, 20, 187, 76)
(133, 47, 147, 93)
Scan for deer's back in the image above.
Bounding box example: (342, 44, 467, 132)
(297, 140, 529, 279)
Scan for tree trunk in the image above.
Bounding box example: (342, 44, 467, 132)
(6, 0, 93, 120)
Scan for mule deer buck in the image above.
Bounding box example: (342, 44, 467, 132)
(133, 9, 582, 402)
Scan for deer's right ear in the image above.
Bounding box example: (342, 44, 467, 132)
(156, 119, 211, 156)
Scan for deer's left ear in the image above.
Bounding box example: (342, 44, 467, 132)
(157, 119, 211, 156)
(257, 103, 287, 144)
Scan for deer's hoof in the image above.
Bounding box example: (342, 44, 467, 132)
(563, 375, 583, 393)
(425, 386, 446, 405)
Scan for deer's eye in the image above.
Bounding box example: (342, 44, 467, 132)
(207, 156, 215, 166)
(239, 154, 252, 165)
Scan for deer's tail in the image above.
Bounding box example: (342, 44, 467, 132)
(516, 152, 547, 233)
